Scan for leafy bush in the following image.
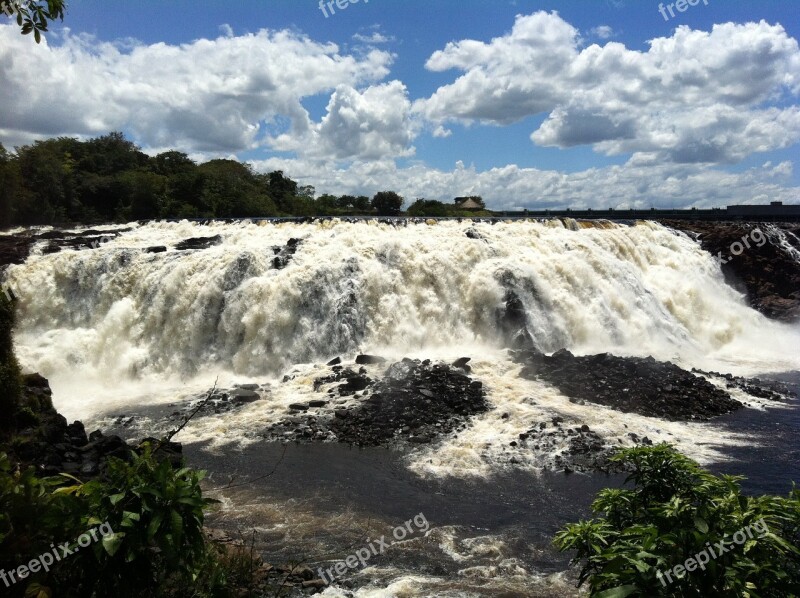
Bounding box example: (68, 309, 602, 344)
(555, 444, 800, 597)
(54, 442, 220, 597)
(0, 446, 225, 597)
(0, 454, 75, 572)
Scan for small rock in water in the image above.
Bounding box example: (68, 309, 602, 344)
(356, 354, 387, 365)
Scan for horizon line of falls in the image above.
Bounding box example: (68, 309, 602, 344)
(5, 219, 800, 398)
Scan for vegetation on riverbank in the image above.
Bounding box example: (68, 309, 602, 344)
(556, 444, 800, 597)
(0, 133, 490, 227)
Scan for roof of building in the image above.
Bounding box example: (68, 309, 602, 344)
(456, 198, 483, 210)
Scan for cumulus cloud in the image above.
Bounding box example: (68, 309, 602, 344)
(415, 11, 800, 164)
(0, 24, 396, 156)
(270, 80, 417, 160)
(250, 156, 799, 211)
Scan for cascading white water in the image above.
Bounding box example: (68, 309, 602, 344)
(4, 218, 800, 428)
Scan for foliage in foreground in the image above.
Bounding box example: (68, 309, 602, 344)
(2, 0, 65, 43)
(555, 444, 800, 597)
(0, 446, 229, 597)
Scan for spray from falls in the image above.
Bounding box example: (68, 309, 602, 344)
(5, 219, 799, 387)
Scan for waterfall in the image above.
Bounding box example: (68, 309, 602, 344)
(5, 219, 799, 385)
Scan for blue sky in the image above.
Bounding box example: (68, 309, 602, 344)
(1, 0, 798, 209)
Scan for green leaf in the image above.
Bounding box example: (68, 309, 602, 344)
(694, 517, 709, 533)
(147, 512, 163, 539)
(595, 585, 638, 598)
(102, 532, 125, 556)
(170, 508, 183, 539)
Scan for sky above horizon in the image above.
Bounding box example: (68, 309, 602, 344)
(1, 0, 799, 210)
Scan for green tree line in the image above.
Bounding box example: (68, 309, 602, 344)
(0, 133, 489, 227)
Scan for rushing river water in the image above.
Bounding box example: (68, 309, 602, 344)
(4, 218, 800, 596)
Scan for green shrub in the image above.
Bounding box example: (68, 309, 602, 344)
(555, 444, 800, 597)
(54, 442, 220, 596)
(0, 447, 226, 597)
(0, 454, 76, 573)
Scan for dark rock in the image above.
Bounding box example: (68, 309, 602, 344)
(230, 389, 260, 403)
(326, 356, 342, 366)
(22, 372, 50, 388)
(514, 350, 743, 421)
(452, 357, 471, 368)
(145, 246, 167, 253)
(271, 238, 303, 269)
(289, 403, 309, 412)
(338, 375, 371, 395)
(66, 421, 88, 446)
(235, 383, 260, 391)
(356, 354, 387, 365)
(328, 359, 488, 447)
(80, 462, 99, 475)
(175, 235, 222, 251)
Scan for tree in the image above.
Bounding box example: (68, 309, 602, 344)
(2, 0, 65, 43)
(407, 198, 450, 217)
(198, 160, 275, 218)
(371, 191, 404, 216)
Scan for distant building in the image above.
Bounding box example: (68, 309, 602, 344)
(454, 197, 484, 211)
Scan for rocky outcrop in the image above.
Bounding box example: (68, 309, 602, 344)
(271, 237, 302, 269)
(666, 221, 800, 321)
(514, 349, 743, 421)
(516, 420, 622, 474)
(264, 358, 488, 447)
(0, 228, 131, 268)
(5, 374, 183, 479)
(167, 384, 267, 421)
(330, 359, 487, 446)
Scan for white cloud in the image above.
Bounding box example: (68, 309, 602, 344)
(353, 31, 394, 44)
(249, 156, 799, 211)
(589, 25, 615, 40)
(270, 81, 417, 160)
(415, 12, 800, 164)
(0, 25, 394, 155)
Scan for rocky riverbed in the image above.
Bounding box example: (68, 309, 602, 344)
(137, 351, 797, 477)
(666, 220, 800, 321)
